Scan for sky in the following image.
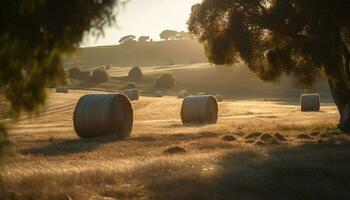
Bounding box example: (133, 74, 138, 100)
(82, 0, 202, 47)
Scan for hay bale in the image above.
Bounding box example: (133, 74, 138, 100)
(155, 90, 164, 97)
(180, 95, 218, 124)
(215, 94, 223, 102)
(300, 94, 320, 112)
(122, 89, 139, 101)
(56, 87, 68, 93)
(73, 94, 133, 139)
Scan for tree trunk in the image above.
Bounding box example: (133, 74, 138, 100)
(328, 78, 350, 131)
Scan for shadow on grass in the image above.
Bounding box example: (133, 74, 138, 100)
(163, 123, 214, 129)
(20, 136, 121, 156)
(141, 142, 350, 199)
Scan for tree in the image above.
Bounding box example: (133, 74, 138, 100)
(0, 0, 122, 155)
(68, 67, 82, 79)
(160, 30, 179, 40)
(138, 36, 150, 43)
(177, 31, 191, 40)
(91, 69, 109, 83)
(188, 0, 350, 131)
(155, 74, 176, 89)
(119, 35, 136, 45)
(128, 67, 143, 81)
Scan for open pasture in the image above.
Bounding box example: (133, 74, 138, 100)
(2, 89, 350, 199)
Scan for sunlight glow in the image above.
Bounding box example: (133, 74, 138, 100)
(82, 0, 202, 47)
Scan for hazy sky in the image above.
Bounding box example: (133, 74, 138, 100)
(82, 0, 202, 47)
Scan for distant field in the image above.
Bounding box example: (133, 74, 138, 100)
(69, 63, 332, 101)
(2, 89, 350, 199)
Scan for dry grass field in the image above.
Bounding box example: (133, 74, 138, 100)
(1, 88, 350, 200)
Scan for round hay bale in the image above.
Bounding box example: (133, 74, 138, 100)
(215, 94, 223, 102)
(300, 94, 320, 112)
(56, 87, 68, 93)
(73, 94, 133, 139)
(122, 89, 139, 101)
(155, 90, 164, 97)
(180, 95, 218, 124)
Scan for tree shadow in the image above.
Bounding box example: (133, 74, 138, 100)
(140, 142, 350, 199)
(20, 135, 121, 156)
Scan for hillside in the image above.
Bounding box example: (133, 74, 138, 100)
(64, 40, 208, 69)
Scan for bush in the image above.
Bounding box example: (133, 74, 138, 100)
(79, 71, 92, 81)
(123, 82, 137, 89)
(68, 67, 82, 79)
(128, 67, 143, 81)
(91, 69, 109, 83)
(155, 73, 176, 89)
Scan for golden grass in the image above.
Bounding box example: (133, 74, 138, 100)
(1, 89, 349, 199)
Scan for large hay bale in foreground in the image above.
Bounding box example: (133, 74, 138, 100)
(56, 87, 68, 93)
(181, 95, 218, 124)
(300, 94, 320, 112)
(73, 94, 133, 139)
(123, 89, 139, 101)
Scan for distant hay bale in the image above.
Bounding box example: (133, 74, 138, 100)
(155, 90, 164, 97)
(300, 94, 320, 112)
(73, 94, 133, 139)
(215, 94, 223, 102)
(122, 89, 139, 101)
(56, 87, 68, 93)
(180, 95, 218, 124)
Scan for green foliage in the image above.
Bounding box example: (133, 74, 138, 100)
(188, 0, 350, 89)
(160, 30, 179, 40)
(68, 67, 82, 79)
(68, 67, 92, 81)
(177, 31, 191, 40)
(0, 0, 121, 116)
(155, 74, 176, 89)
(138, 36, 150, 43)
(91, 69, 109, 83)
(128, 67, 143, 81)
(119, 35, 136, 45)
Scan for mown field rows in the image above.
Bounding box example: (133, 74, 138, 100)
(1, 89, 349, 199)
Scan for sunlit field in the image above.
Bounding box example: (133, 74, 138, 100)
(4, 1, 350, 200)
(1, 84, 350, 199)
